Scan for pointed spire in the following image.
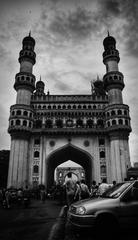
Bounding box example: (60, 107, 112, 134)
(107, 30, 110, 37)
(29, 30, 31, 37)
(40, 75, 42, 81)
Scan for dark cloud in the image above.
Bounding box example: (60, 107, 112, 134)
(100, 0, 138, 57)
(48, 7, 100, 42)
(102, 0, 121, 16)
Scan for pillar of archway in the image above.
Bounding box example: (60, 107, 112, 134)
(45, 143, 93, 190)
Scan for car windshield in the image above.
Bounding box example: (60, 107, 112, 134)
(101, 182, 132, 198)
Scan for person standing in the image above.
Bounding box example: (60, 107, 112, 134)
(80, 179, 90, 200)
(90, 180, 98, 198)
(98, 178, 109, 195)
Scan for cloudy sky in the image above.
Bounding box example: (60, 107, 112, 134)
(0, 0, 138, 166)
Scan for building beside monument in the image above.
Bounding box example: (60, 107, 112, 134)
(7, 33, 132, 189)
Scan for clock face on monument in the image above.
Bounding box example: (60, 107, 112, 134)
(66, 119, 73, 127)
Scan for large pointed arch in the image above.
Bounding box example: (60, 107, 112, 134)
(46, 143, 93, 189)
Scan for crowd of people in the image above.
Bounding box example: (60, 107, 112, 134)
(0, 186, 34, 209)
(63, 173, 117, 207)
(0, 176, 118, 209)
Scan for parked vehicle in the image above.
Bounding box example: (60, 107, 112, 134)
(68, 180, 138, 235)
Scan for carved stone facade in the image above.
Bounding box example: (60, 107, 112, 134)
(7, 34, 132, 189)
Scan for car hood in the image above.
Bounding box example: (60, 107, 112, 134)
(72, 197, 119, 213)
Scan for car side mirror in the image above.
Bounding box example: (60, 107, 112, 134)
(131, 187, 138, 200)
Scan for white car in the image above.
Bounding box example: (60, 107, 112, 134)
(68, 180, 138, 235)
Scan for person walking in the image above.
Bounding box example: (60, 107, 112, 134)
(65, 172, 76, 207)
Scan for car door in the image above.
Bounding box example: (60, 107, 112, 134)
(118, 186, 138, 230)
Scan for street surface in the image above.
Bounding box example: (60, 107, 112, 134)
(0, 199, 137, 240)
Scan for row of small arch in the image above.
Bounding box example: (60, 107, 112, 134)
(32, 164, 106, 175)
(33, 104, 106, 110)
(34, 111, 104, 117)
(106, 109, 128, 117)
(15, 75, 35, 84)
(11, 109, 33, 118)
(104, 74, 122, 82)
(19, 49, 36, 58)
(103, 49, 119, 58)
(9, 118, 104, 128)
(107, 118, 129, 127)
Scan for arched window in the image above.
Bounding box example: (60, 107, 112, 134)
(107, 112, 110, 117)
(33, 165, 39, 173)
(100, 151, 105, 158)
(29, 121, 32, 128)
(23, 111, 28, 116)
(73, 105, 76, 109)
(34, 138, 40, 145)
(34, 151, 39, 158)
(17, 110, 21, 115)
(68, 105, 71, 109)
(118, 119, 123, 125)
(12, 111, 15, 116)
(56, 119, 63, 128)
(117, 110, 122, 115)
(48, 105, 51, 109)
(11, 120, 14, 126)
(87, 119, 93, 128)
(62, 105, 66, 109)
(99, 139, 105, 146)
(45, 119, 52, 128)
(101, 165, 106, 174)
(38, 105, 41, 109)
(53, 105, 56, 109)
(97, 119, 104, 127)
(58, 105, 61, 109)
(78, 105, 81, 109)
(76, 119, 83, 127)
(125, 119, 128, 125)
(112, 120, 116, 125)
(124, 110, 127, 115)
(83, 105, 86, 109)
(107, 121, 110, 127)
(88, 105, 91, 109)
(23, 120, 27, 126)
(16, 119, 21, 125)
(111, 110, 116, 116)
(93, 105, 96, 109)
(35, 119, 42, 128)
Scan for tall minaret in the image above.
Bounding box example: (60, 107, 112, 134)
(8, 33, 36, 188)
(103, 33, 132, 182)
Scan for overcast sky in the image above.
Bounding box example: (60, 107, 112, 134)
(0, 0, 138, 166)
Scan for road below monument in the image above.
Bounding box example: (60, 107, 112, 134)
(0, 198, 137, 240)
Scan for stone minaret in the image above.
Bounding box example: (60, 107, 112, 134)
(103, 33, 132, 182)
(8, 33, 36, 188)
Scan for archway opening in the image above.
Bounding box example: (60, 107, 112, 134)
(46, 144, 92, 190)
(55, 160, 85, 185)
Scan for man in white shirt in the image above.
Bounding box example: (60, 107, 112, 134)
(98, 178, 109, 195)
